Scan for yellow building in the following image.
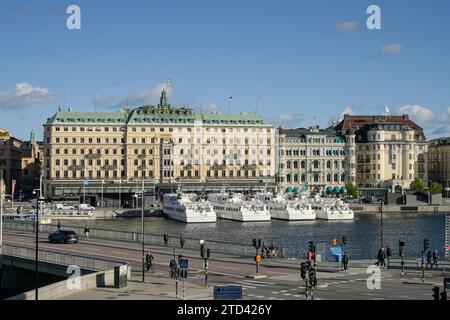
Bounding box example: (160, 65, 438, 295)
(43, 90, 275, 203)
(335, 114, 428, 191)
(428, 138, 450, 191)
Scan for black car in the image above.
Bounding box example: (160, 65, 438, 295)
(48, 230, 79, 244)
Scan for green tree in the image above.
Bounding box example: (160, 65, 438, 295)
(410, 178, 425, 192)
(431, 182, 443, 194)
(346, 183, 358, 198)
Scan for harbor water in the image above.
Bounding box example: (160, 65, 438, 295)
(62, 211, 447, 260)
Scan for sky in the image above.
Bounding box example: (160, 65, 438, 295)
(1, 0, 450, 141)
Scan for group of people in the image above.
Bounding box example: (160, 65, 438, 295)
(375, 247, 392, 268)
(163, 233, 187, 249)
(425, 250, 439, 269)
(261, 242, 277, 259)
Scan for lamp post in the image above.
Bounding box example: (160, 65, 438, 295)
(0, 179, 4, 275)
(135, 179, 145, 282)
(32, 188, 44, 300)
(101, 180, 104, 211)
(380, 198, 384, 248)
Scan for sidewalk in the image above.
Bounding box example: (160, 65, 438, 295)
(56, 268, 213, 300)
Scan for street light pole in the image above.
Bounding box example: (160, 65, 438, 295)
(34, 188, 42, 301)
(380, 199, 383, 248)
(0, 179, 4, 274)
(141, 179, 145, 283)
(101, 180, 104, 211)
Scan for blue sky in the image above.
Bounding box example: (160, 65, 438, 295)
(1, 0, 450, 140)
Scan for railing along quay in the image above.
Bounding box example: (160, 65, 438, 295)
(3, 221, 288, 258)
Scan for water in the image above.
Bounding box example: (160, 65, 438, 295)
(65, 212, 447, 260)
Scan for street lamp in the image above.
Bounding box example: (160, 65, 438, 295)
(32, 188, 44, 300)
(134, 179, 145, 282)
(0, 179, 4, 275)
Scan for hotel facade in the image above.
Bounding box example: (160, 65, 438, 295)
(43, 91, 276, 203)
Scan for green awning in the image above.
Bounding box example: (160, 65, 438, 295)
(326, 186, 333, 194)
(334, 186, 340, 193)
(303, 186, 309, 192)
(340, 187, 347, 193)
(293, 187, 300, 193)
(285, 187, 293, 193)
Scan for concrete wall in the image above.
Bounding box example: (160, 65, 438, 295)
(6, 267, 123, 300)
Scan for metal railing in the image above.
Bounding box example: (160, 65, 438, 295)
(3, 220, 287, 258)
(2, 243, 127, 271)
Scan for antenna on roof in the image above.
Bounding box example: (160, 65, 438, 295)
(255, 96, 261, 114)
(227, 96, 233, 114)
(94, 94, 100, 113)
(200, 94, 205, 114)
(63, 93, 67, 109)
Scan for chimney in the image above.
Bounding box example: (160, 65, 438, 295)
(403, 114, 409, 120)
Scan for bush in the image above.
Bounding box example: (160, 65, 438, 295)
(410, 178, 425, 192)
(346, 183, 358, 198)
(431, 182, 443, 194)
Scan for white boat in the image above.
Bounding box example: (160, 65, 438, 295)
(163, 193, 217, 223)
(208, 193, 271, 222)
(310, 197, 354, 220)
(256, 192, 316, 221)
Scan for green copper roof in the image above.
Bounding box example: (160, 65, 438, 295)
(46, 111, 129, 125)
(45, 107, 273, 127)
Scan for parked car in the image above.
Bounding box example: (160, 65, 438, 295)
(79, 204, 96, 211)
(56, 203, 76, 210)
(48, 230, 79, 244)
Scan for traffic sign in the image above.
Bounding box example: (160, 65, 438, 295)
(213, 285, 242, 300)
(179, 258, 188, 269)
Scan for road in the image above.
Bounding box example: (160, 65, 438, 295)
(3, 230, 447, 300)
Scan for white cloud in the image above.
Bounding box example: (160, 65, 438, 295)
(0, 83, 56, 110)
(334, 22, 357, 32)
(396, 104, 435, 122)
(271, 114, 303, 128)
(115, 82, 174, 108)
(380, 43, 403, 55)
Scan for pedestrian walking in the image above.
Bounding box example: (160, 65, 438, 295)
(179, 236, 185, 249)
(342, 251, 349, 272)
(386, 246, 392, 268)
(432, 250, 439, 269)
(425, 250, 433, 269)
(380, 248, 386, 268)
(270, 242, 277, 257)
(84, 225, 90, 239)
(262, 242, 268, 259)
(169, 258, 178, 279)
(163, 232, 169, 246)
(375, 248, 382, 266)
(57, 220, 61, 231)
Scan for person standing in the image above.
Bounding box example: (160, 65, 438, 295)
(342, 251, 349, 272)
(432, 250, 439, 269)
(57, 220, 61, 231)
(380, 248, 386, 268)
(426, 250, 433, 269)
(386, 247, 392, 268)
(179, 236, 185, 249)
(84, 225, 90, 239)
(163, 232, 169, 246)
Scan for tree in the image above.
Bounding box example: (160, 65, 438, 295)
(431, 182, 443, 194)
(410, 178, 425, 192)
(346, 183, 358, 198)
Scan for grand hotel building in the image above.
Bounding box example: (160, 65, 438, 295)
(43, 91, 276, 203)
